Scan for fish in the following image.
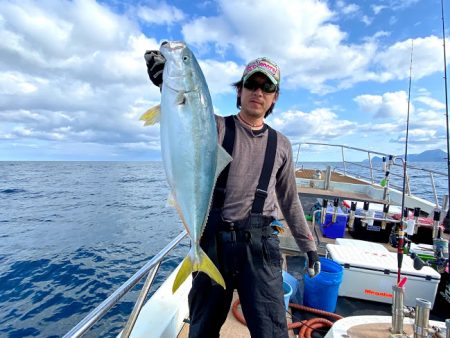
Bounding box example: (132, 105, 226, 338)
(140, 41, 232, 293)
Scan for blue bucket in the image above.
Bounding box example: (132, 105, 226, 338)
(303, 257, 343, 312)
(283, 281, 293, 310)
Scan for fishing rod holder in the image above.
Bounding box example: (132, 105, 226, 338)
(391, 284, 405, 335)
(347, 202, 357, 230)
(413, 298, 431, 338)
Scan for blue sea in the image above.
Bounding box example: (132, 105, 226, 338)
(0, 162, 188, 338)
(0, 161, 448, 337)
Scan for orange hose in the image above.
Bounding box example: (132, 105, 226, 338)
(289, 303, 343, 321)
(298, 318, 334, 338)
(231, 298, 343, 336)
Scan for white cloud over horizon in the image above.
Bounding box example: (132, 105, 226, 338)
(0, 0, 448, 161)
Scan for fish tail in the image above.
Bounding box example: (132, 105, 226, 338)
(172, 248, 226, 293)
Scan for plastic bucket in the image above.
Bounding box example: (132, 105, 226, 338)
(283, 281, 293, 310)
(303, 257, 343, 312)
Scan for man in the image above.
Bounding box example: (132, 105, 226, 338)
(145, 48, 320, 338)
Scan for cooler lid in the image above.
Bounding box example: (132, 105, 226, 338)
(326, 244, 440, 281)
(335, 238, 389, 253)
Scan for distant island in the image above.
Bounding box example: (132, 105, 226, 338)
(368, 149, 447, 162)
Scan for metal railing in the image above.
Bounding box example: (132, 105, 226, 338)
(64, 230, 188, 338)
(292, 142, 448, 207)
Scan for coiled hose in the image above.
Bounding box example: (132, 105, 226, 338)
(232, 299, 343, 338)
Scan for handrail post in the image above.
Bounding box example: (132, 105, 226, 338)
(121, 262, 162, 338)
(295, 143, 302, 168)
(406, 173, 411, 195)
(368, 152, 374, 183)
(429, 172, 440, 207)
(63, 230, 187, 338)
(341, 146, 347, 175)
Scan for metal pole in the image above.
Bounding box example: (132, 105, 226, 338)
(295, 143, 302, 168)
(341, 146, 347, 175)
(63, 230, 187, 338)
(441, 0, 450, 234)
(120, 262, 161, 338)
(368, 153, 374, 183)
(398, 40, 414, 284)
(430, 172, 440, 208)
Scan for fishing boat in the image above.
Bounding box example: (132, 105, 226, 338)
(64, 142, 450, 338)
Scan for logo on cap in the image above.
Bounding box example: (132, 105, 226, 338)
(242, 57, 280, 86)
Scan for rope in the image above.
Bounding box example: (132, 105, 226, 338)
(231, 299, 343, 338)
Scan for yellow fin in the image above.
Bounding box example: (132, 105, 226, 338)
(172, 248, 226, 293)
(140, 105, 161, 126)
(166, 192, 176, 207)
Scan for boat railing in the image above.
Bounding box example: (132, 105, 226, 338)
(63, 230, 188, 338)
(292, 142, 447, 207)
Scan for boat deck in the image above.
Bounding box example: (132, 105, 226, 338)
(176, 218, 449, 337)
(177, 292, 297, 338)
(175, 168, 450, 337)
(296, 168, 370, 185)
(295, 169, 386, 204)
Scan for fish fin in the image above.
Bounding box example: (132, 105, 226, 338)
(175, 92, 186, 105)
(172, 254, 193, 294)
(214, 145, 233, 180)
(140, 105, 161, 126)
(196, 248, 226, 290)
(172, 247, 226, 294)
(166, 192, 176, 207)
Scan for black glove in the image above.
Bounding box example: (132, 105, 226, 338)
(144, 50, 166, 87)
(306, 251, 321, 277)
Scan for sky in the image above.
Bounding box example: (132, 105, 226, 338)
(1, 0, 449, 161)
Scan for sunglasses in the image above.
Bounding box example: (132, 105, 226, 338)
(243, 79, 278, 93)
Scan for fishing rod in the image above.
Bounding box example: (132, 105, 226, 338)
(441, 0, 450, 235)
(440, 0, 450, 309)
(398, 40, 414, 284)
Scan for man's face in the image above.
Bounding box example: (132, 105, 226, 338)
(238, 73, 278, 119)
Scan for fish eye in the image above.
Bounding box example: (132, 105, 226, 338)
(182, 55, 189, 62)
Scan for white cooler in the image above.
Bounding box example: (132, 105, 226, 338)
(335, 238, 389, 253)
(326, 244, 441, 308)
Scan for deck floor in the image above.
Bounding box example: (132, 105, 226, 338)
(295, 168, 370, 185)
(177, 292, 296, 338)
(295, 169, 387, 204)
(176, 171, 450, 336)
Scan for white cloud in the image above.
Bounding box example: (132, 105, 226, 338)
(415, 96, 446, 110)
(0, 0, 446, 160)
(137, 2, 185, 25)
(389, 0, 420, 10)
(372, 5, 387, 15)
(179, 0, 448, 95)
(374, 36, 448, 82)
(361, 15, 373, 26)
(0, 0, 163, 158)
(354, 91, 412, 119)
(200, 60, 241, 95)
(270, 108, 356, 142)
(336, 1, 359, 15)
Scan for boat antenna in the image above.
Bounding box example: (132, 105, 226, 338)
(441, 0, 450, 234)
(398, 40, 414, 284)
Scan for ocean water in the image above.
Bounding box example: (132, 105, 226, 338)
(0, 162, 188, 338)
(0, 161, 448, 337)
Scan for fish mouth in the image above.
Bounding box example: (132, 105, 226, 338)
(160, 41, 186, 53)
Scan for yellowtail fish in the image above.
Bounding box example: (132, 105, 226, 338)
(140, 41, 232, 293)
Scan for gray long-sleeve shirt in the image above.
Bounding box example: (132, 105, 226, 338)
(215, 115, 316, 253)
